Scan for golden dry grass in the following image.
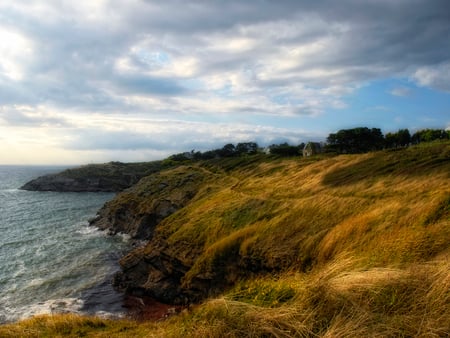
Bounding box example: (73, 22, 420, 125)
(1, 141, 449, 337)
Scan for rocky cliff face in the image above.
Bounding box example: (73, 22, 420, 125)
(113, 240, 193, 305)
(89, 166, 210, 238)
(89, 165, 220, 303)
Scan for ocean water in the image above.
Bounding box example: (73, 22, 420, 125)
(0, 165, 129, 323)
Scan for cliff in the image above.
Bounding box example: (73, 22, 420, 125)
(90, 142, 450, 306)
(2, 141, 450, 337)
(20, 161, 171, 192)
(89, 165, 216, 238)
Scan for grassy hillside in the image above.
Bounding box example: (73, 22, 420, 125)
(2, 141, 449, 337)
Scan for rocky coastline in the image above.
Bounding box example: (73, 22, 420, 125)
(11, 141, 450, 335)
(20, 160, 213, 313)
(86, 165, 213, 305)
(20, 158, 269, 310)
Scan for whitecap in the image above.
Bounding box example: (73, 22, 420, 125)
(0, 297, 86, 323)
(0, 188, 19, 193)
(27, 277, 45, 288)
(93, 310, 126, 320)
(19, 297, 84, 319)
(75, 225, 103, 236)
(116, 232, 131, 242)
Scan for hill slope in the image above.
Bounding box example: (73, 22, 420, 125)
(2, 141, 449, 337)
(103, 142, 449, 306)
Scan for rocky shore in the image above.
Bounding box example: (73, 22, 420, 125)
(20, 157, 269, 308)
(88, 165, 218, 305)
(20, 159, 223, 307)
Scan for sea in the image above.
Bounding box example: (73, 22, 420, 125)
(0, 165, 130, 324)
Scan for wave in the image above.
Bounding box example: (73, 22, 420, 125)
(0, 166, 126, 323)
(0, 298, 83, 324)
(75, 225, 105, 237)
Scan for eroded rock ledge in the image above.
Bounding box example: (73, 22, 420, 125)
(89, 165, 219, 304)
(89, 166, 208, 238)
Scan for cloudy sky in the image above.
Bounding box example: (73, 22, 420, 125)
(1, 0, 449, 164)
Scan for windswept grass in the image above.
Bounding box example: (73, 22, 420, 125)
(2, 141, 449, 337)
(3, 257, 448, 337)
(158, 141, 449, 292)
(172, 256, 450, 337)
(0, 314, 166, 338)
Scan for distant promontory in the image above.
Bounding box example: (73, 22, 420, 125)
(20, 161, 170, 192)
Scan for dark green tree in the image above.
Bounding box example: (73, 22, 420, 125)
(385, 129, 411, 148)
(269, 142, 303, 156)
(397, 129, 411, 147)
(326, 127, 384, 153)
(218, 143, 236, 157)
(236, 142, 258, 155)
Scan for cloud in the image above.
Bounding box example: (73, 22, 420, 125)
(389, 86, 412, 97)
(0, 0, 449, 163)
(412, 62, 450, 92)
(2, 0, 449, 113)
(3, 1, 449, 106)
(0, 27, 33, 81)
(64, 118, 313, 153)
(0, 106, 70, 127)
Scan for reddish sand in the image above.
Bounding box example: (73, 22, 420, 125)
(124, 295, 186, 321)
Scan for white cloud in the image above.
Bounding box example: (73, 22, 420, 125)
(0, 27, 33, 80)
(413, 62, 450, 92)
(389, 86, 412, 97)
(0, 0, 449, 163)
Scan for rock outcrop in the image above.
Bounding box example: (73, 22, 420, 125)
(20, 161, 168, 192)
(113, 241, 192, 305)
(21, 174, 116, 192)
(89, 165, 218, 304)
(89, 165, 209, 238)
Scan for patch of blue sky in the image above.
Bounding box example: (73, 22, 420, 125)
(136, 50, 171, 67)
(179, 78, 204, 91)
(269, 94, 292, 105)
(259, 78, 450, 136)
(213, 84, 232, 97)
(333, 78, 450, 132)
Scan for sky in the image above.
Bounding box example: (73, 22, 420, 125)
(0, 0, 449, 165)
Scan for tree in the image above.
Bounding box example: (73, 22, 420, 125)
(385, 132, 397, 149)
(385, 129, 411, 148)
(412, 129, 449, 144)
(269, 142, 303, 156)
(326, 127, 384, 153)
(218, 143, 236, 157)
(236, 142, 258, 155)
(397, 129, 411, 147)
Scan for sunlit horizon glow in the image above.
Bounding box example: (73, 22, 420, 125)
(0, 1, 449, 165)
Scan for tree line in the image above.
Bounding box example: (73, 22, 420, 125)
(168, 142, 260, 161)
(326, 127, 450, 154)
(166, 127, 449, 162)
